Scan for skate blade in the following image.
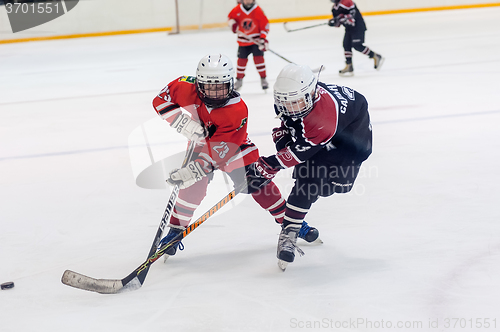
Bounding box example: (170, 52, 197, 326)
(311, 237, 323, 244)
(300, 237, 323, 245)
(339, 72, 354, 77)
(376, 57, 385, 71)
(278, 260, 288, 271)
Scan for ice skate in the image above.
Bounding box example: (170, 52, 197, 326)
(338, 63, 354, 76)
(277, 224, 301, 265)
(234, 78, 243, 91)
(158, 225, 185, 262)
(298, 221, 322, 244)
(260, 77, 269, 90)
(373, 53, 385, 70)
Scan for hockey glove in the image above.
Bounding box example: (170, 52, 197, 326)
(328, 15, 343, 27)
(245, 157, 280, 193)
(228, 19, 238, 33)
(340, 14, 355, 27)
(167, 161, 207, 189)
(258, 38, 269, 51)
(272, 127, 293, 151)
(170, 113, 206, 143)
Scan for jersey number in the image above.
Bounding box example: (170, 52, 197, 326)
(213, 142, 230, 159)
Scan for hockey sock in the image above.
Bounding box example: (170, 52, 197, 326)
(251, 181, 285, 223)
(282, 202, 311, 228)
(236, 58, 248, 80)
(358, 46, 372, 57)
(344, 51, 353, 64)
(253, 55, 267, 78)
(170, 177, 209, 227)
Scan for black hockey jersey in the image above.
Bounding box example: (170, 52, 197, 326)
(332, 0, 366, 32)
(266, 82, 372, 169)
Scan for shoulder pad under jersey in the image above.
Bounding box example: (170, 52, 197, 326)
(178, 76, 196, 84)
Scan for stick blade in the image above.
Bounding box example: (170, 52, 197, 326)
(62, 270, 134, 294)
(312, 66, 325, 73)
(283, 22, 291, 32)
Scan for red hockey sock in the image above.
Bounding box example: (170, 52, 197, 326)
(169, 177, 209, 227)
(237, 58, 248, 79)
(253, 55, 266, 78)
(251, 181, 285, 223)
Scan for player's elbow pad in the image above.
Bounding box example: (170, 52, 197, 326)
(228, 19, 238, 33)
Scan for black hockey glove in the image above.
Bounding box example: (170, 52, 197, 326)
(328, 17, 341, 27)
(272, 127, 293, 151)
(245, 157, 280, 193)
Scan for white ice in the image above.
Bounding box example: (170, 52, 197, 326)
(1, 7, 500, 332)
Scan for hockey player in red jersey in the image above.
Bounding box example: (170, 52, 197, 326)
(228, 0, 270, 91)
(328, 0, 384, 76)
(152, 54, 319, 258)
(246, 63, 372, 266)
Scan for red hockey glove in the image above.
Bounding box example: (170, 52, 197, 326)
(245, 157, 280, 192)
(272, 127, 293, 151)
(258, 38, 268, 51)
(228, 19, 238, 33)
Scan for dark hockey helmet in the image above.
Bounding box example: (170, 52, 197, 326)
(273, 64, 318, 119)
(196, 54, 235, 108)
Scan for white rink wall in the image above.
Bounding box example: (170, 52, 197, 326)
(0, 0, 498, 41)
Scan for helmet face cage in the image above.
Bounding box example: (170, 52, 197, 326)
(197, 80, 233, 108)
(273, 64, 317, 119)
(242, 0, 255, 10)
(196, 54, 235, 108)
(274, 90, 314, 118)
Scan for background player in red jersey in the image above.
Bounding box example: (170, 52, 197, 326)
(152, 54, 319, 258)
(228, 0, 270, 91)
(328, 0, 384, 76)
(246, 63, 373, 266)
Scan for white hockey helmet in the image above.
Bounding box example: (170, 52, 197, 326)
(273, 64, 318, 118)
(196, 54, 235, 108)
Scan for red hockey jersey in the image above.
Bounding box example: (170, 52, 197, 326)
(228, 3, 269, 46)
(152, 76, 259, 173)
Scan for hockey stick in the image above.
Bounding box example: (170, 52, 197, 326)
(61, 141, 195, 293)
(238, 32, 324, 73)
(283, 22, 328, 33)
(61, 180, 248, 294)
(143, 141, 195, 270)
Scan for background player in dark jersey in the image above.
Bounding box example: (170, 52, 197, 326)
(228, 0, 270, 91)
(152, 54, 319, 259)
(328, 0, 384, 76)
(246, 63, 372, 266)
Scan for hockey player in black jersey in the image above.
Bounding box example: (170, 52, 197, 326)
(246, 63, 372, 266)
(329, 0, 384, 76)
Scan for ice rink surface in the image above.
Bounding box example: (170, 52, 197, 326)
(1, 7, 500, 332)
